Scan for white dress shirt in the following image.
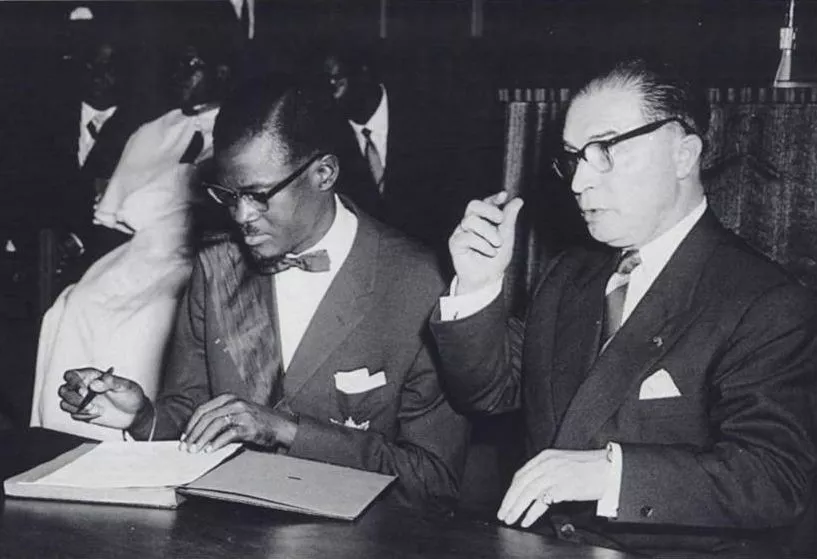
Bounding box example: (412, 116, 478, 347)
(274, 196, 358, 369)
(78, 102, 117, 166)
(349, 85, 389, 168)
(440, 198, 709, 517)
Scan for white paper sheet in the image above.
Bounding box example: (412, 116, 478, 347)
(28, 441, 241, 489)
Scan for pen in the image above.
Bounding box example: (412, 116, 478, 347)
(76, 366, 114, 414)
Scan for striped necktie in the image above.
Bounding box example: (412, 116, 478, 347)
(601, 250, 642, 349)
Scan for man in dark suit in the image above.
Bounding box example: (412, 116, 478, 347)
(30, 30, 146, 280)
(431, 58, 817, 554)
(318, 47, 479, 257)
(57, 78, 468, 512)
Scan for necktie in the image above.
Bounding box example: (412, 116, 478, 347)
(86, 121, 99, 140)
(179, 130, 204, 164)
(361, 127, 385, 194)
(601, 250, 642, 348)
(263, 249, 331, 275)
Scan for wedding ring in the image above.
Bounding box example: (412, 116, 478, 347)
(224, 413, 233, 426)
(538, 491, 554, 505)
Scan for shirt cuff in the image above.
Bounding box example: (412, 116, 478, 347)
(596, 442, 622, 518)
(439, 276, 503, 321)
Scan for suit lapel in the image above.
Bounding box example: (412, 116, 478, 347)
(548, 251, 613, 431)
(282, 213, 378, 400)
(554, 212, 723, 449)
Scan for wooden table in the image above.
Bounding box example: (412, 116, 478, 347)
(0, 428, 632, 559)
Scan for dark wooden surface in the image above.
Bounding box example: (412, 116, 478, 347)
(0, 428, 633, 559)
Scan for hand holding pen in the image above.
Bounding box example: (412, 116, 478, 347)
(58, 366, 149, 430)
(75, 366, 115, 414)
(449, 191, 524, 295)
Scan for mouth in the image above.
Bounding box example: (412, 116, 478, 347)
(243, 233, 270, 246)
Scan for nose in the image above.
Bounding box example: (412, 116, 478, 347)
(231, 197, 260, 226)
(570, 159, 596, 195)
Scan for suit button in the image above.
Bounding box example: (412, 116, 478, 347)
(559, 523, 576, 538)
(640, 505, 655, 518)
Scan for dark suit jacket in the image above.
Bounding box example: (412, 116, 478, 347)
(334, 86, 485, 258)
(432, 211, 817, 553)
(132, 208, 469, 512)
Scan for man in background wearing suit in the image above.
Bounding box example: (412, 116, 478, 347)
(30, 28, 146, 281)
(58, 77, 468, 512)
(318, 46, 481, 257)
(431, 58, 817, 555)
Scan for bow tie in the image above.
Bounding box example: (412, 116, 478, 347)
(262, 250, 331, 274)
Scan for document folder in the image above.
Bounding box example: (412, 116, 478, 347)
(179, 450, 396, 520)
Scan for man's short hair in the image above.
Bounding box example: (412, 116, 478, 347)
(213, 75, 344, 163)
(578, 58, 710, 140)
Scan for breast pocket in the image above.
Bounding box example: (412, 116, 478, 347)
(335, 382, 397, 426)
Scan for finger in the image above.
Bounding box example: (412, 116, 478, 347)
(203, 423, 243, 453)
(497, 197, 524, 239)
(459, 214, 503, 248)
(63, 367, 104, 388)
(188, 412, 237, 453)
(499, 474, 551, 526)
(520, 498, 550, 528)
(452, 230, 501, 258)
(87, 372, 130, 394)
(61, 400, 100, 421)
(498, 461, 553, 521)
(485, 190, 509, 206)
(58, 382, 87, 408)
(183, 394, 238, 442)
(463, 198, 505, 225)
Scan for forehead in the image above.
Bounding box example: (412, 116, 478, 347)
(216, 134, 291, 187)
(563, 84, 647, 146)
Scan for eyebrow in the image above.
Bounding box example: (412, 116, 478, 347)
(563, 128, 620, 150)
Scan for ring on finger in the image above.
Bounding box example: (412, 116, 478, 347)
(538, 491, 553, 505)
(224, 413, 232, 426)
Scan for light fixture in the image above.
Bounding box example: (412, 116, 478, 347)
(773, 0, 815, 88)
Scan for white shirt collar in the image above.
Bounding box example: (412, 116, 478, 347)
(636, 198, 708, 280)
(287, 194, 358, 273)
(81, 102, 117, 128)
(349, 85, 389, 164)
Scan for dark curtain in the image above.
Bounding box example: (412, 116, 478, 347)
(499, 87, 817, 313)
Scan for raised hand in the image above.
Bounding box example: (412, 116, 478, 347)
(59, 367, 148, 430)
(449, 191, 524, 295)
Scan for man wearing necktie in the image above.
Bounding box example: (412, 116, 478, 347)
(57, 77, 469, 512)
(431, 58, 817, 554)
(318, 47, 487, 257)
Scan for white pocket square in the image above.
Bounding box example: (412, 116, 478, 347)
(334, 368, 386, 394)
(330, 417, 371, 431)
(639, 369, 682, 400)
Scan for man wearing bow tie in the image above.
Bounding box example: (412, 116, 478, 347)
(58, 77, 468, 512)
(432, 58, 817, 553)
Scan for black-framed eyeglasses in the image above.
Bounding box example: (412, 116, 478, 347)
(552, 117, 697, 181)
(205, 153, 324, 212)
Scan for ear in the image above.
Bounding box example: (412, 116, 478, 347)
(315, 154, 339, 192)
(674, 132, 703, 180)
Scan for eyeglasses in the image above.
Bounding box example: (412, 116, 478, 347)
(552, 117, 697, 181)
(205, 153, 323, 212)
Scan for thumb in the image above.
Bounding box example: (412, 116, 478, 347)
(89, 374, 133, 394)
(499, 197, 524, 238)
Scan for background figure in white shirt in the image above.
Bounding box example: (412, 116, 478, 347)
(430, 57, 817, 555)
(31, 36, 233, 440)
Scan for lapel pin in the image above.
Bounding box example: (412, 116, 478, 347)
(651, 336, 664, 348)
